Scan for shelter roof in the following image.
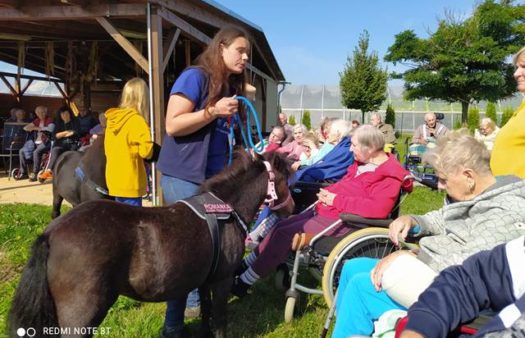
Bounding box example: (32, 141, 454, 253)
(0, 0, 285, 82)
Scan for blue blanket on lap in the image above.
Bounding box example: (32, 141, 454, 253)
(294, 136, 354, 183)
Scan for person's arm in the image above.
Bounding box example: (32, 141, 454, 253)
(324, 176, 402, 218)
(165, 94, 238, 136)
(23, 121, 38, 132)
(129, 116, 154, 160)
(403, 238, 521, 338)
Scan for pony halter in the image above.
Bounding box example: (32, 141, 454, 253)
(263, 161, 292, 211)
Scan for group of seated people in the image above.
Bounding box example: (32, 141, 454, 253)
(4, 105, 104, 181)
(235, 111, 525, 337)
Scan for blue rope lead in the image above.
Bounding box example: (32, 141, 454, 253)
(228, 95, 266, 164)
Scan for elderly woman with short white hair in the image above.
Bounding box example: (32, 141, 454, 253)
(276, 123, 307, 162)
(233, 125, 411, 297)
(291, 119, 351, 171)
(332, 131, 525, 338)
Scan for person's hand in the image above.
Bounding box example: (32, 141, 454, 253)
(317, 188, 336, 206)
(209, 95, 238, 118)
(370, 250, 414, 291)
(389, 215, 415, 246)
(65, 130, 75, 137)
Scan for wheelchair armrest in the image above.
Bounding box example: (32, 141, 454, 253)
(339, 213, 393, 228)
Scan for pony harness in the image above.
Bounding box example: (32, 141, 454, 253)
(74, 165, 109, 196)
(177, 192, 247, 278)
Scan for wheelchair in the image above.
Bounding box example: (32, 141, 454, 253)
(277, 177, 414, 322)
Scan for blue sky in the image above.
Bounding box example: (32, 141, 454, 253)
(214, 0, 480, 85)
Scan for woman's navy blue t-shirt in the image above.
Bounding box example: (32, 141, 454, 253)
(157, 68, 230, 184)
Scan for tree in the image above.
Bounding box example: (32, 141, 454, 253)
(485, 101, 498, 124)
(288, 115, 296, 126)
(501, 106, 515, 126)
(340, 30, 388, 124)
(385, 104, 396, 128)
(385, 0, 525, 123)
(302, 110, 312, 130)
(468, 106, 481, 132)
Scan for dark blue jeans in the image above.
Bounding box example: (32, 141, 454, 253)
(160, 174, 200, 334)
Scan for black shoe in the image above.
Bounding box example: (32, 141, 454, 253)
(234, 261, 248, 277)
(231, 276, 251, 298)
(29, 173, 37, 182)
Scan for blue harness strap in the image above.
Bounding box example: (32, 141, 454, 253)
(74, 165, 109, 196)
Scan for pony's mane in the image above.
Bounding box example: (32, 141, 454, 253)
(200, 150, 259, 194)
(199, 150, 291, 200)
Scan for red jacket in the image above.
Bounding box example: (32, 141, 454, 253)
(315, 154, 412, 219)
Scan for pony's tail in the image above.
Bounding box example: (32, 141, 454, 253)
(8, 234, 59, 338)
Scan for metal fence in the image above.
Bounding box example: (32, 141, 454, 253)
(281, 108, 507, 133)
(280, 84, 520, 132)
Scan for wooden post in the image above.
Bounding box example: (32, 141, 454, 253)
(149, 5, 165, 206)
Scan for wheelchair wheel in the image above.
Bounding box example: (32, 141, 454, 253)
(11, 168, 23, 180)
(274, 263, 290, 291)
(284, 294, 299, 323)
(321, 228, 398, 307)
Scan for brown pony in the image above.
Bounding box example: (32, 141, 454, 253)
(8, 151, 294, 338)
(51, 135, 110, 219)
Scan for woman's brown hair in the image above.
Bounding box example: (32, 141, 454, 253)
(195, 25, 251, 112)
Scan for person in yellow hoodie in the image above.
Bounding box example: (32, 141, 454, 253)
(104, 77, 153, 206)
(491, 46, 525, 179)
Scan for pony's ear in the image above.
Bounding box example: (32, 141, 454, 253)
(266, 151, 291, 176)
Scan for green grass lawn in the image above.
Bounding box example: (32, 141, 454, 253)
(0, 185, 444, 338)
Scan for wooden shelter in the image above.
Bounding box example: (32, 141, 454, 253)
(0, 0, 285, 203)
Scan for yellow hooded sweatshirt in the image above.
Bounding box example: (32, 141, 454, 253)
(104, 107, 153, 197)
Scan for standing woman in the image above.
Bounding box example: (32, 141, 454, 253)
(491, 46, 525, 179)
(104, 77, 153, 206)
(156, 26, 250, 338)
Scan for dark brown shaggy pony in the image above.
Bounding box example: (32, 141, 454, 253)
(9, 151, 294, 338)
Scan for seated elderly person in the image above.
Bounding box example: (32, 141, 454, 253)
(409, 112, 449, 156)
(370, 112, 396, 152)
(248, 119, 352, 246)
(232, 125, 411, 297)
(261, 125, 285, 154)
(331, 131, 525, 338)
(20, 106, 54, 181)
(474, 117, 499, 152)
(400, 235, 525, 338)
(276, 123, 307, 162)
(292, 119, 351, 171)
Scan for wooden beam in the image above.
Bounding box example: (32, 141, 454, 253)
(53, 81, 69, 100)
(0, 75, 18, 97)
(0, 4, 146, 21)
(184, 39, 191, 67)
(162, 28, 180, 72)
(96, 17, 149, 74)
(157, 7, 211, 45)
(149, 10, 164, 148)
(19, 78, 33, 96)
(153, 0, 279, 80)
